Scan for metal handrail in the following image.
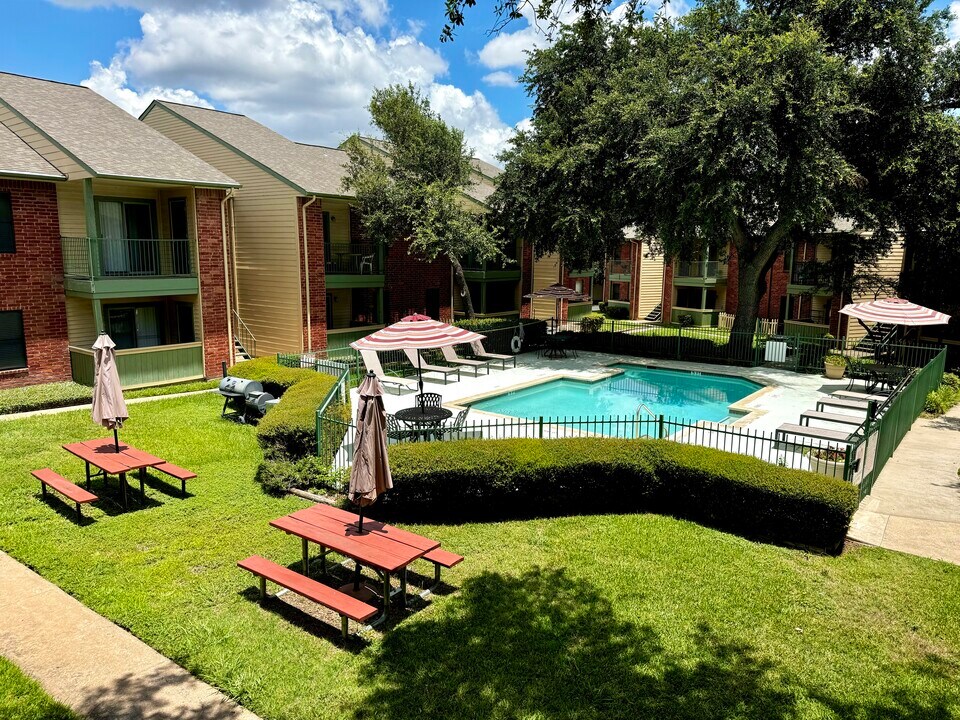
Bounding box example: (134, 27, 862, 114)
(232, 310, 257, 359)
(635, 402, 656, 421)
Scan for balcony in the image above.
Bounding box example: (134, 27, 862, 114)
(675, 260, 727, 280)
(69, 342, 204, 388)
(61, 237, 198, 298)
(462, 248, 521, 281)
(325, 242, 384, 288)
(609, 259, 632, 280)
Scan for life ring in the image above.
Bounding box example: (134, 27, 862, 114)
(510, 335, 522, 354)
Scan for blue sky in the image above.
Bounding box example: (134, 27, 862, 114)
(2, 0, 958, 163)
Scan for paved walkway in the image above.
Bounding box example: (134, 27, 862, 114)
(0, 552, 260, 720)
(849, 404, 960, 565)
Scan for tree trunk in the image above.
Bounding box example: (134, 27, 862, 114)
(730, 246, 779, 359)
(450, 255, 476, 318)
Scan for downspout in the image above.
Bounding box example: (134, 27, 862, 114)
(220, 189, 235, 365)
(229, 193, 240, 324)
(301, 195, 319, 352)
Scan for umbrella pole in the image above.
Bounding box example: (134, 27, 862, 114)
(113, 425, 120, 453)
(417, 352, 424, 395)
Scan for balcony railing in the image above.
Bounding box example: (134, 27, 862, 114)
(61, 237, 194, 279)
(791, 261, 820, 285)
(326, 242, 380, 274)
(609, 259, 632, 276)
(675, 260, 727, 280)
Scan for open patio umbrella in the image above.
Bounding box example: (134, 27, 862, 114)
(838, 297, 951, 327)
(91, 333, 128, 452)
(524, 283, 591, 326)
(350, 314, 486, 394)
(345, 371, 392, 595)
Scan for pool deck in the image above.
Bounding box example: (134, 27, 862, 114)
(355, 351, 850, 434)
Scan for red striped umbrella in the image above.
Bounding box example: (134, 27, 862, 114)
(350, 315, 486, 393)
(838, 298, 951, 327)
(349, 314, 485, 351)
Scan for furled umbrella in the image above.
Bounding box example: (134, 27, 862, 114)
(350, 314, 486, 394)
(91, 333, 128, 452)
(524, 283, 592, 327)
(345, 371, 392, 595)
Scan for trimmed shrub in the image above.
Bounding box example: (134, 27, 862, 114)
(604, 304, 630, 320)
(454, 317, 521, 332)
(255, 456, 346, 496)
(941, 372, 959, 390)
(385, 438, 858, 552)
(0, 382, 92, 415)
(580, 312, 606, 333)
(227, 357, 318, 397)
(924, 384, 960, 416)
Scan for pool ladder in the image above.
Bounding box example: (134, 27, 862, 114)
(635, 403, 656, 422)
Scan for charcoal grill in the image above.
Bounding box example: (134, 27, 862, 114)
(218, 376, 275, 423)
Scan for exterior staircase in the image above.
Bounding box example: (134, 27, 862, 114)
(644, 303, 663, 322)
(854, 322, 898, 353)
(232, 310, 257, 363)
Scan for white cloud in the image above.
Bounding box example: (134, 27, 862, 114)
(77, 0, 518, 160)
(482, 70, 518, 87)
(949, 2, 960, 45)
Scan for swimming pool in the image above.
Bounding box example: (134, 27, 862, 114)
(468, 364, 763, 429)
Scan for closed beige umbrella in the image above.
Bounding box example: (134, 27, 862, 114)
(91, 333, 128, 452)
(348, 371, 393, 531)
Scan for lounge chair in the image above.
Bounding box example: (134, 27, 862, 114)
(440, 345, 489, 376)
(470, 340, 516, 369)
(775, 423, 855, 444)
(359, 350, 418, 395)
(402, 349, 461, 385)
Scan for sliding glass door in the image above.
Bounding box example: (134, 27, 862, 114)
(96, 199, 159, 276)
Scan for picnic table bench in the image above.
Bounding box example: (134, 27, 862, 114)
(238, 555, 378, 640)
(32, 469, 98, 521)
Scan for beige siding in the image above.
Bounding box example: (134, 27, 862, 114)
(328, 288, 352, 328)
(144, 105, 303, 356)
(846, 240, 905, 342)
(531, 251, 561, 319)
(65, 297, 97, 347)
(637, 251, 664, 319)
(0, 100, 88, 179)
(56, 181, 86, 237)
(323, 200, 352, 244)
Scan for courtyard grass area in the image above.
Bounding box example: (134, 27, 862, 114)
(1, 393, 960, 718)
(0, 379, 219, 415)
(0, 657, 79, 720)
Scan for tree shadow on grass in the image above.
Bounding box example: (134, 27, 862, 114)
(352, 568, 800, 720)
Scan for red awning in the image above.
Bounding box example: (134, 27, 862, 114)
(350, 314, 486, 351)
(838, 298, 951, 327)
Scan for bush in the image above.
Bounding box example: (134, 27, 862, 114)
(454, 317, 520, 332)
(580, 312, 606, 333)
(0, 382, 92, 415)
(255, 456, 346, 496)
(385, 438, 858, 552)
(678, 313, 695, 328)
(604, 304, 630, 320)
(924, 384, 960, 416)
(824, 354, 847, 367)
(227, 357, 318, 397)
(230, 357, 351, 465)
(941, 372, 960, 390)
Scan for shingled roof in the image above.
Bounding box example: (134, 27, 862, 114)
(147, 101, 351, 197)
(0, 73, 237, 187)
(0, 121, 64, 181)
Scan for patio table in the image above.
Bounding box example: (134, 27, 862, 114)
(394, 406, 452, 440)
(270, 503, 439, 622)
(62, 438, 165, 510)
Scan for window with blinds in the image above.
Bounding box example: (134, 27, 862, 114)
(0, 310, 27, 371)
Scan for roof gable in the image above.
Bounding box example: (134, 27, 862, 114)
(0, 121, 64, 181)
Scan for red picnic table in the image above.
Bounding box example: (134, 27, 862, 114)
(62, 438, 165, 510)
(270, 503, 439, 621)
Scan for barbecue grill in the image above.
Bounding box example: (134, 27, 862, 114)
(218, 376, 275, 423)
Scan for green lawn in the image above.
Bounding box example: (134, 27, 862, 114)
(1, 394, 959, 719)
(0, 657, 79, 720)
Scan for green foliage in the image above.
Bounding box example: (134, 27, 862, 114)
(0, 657, 80, 720)
(254, 456, 346, 496)
(580, 312, 606, 333)
(602, 303, 630, 320)
(341, 84, 505, 317)
(941, 372, 960, 391)
(453, 317, 521, 332)
(824, 354, 848, 367)
(227, 357, 318, 397)
(678, 313, 695, 328)
(0, 379, 219, 415)
(924, 383, 960, 416)
(387, 438, 857, 552)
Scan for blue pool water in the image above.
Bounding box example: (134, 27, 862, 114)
(469, 364, 763, 427)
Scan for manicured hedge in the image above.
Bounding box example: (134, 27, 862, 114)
(229, 357, 350, 464)
(0, 379, 219, 415)
(385, 438, 858, 552)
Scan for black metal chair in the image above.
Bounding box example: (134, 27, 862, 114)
(416, 392, 443, 409)
(386, 414, 417, 442)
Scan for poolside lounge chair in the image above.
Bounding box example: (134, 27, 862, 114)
(775, 423, 855, 444)
(359, 350, 418, 395)
(440, 345, 489, 376)
(799, 410, 866, 428)
(470, 340, 516, 369)
(816, 397, 871, 413)
(402, 349, 461, 385)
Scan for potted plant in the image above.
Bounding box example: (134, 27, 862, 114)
(823, 353, 847, 379)
(808, 447, 847, 478)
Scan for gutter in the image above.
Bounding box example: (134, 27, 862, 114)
(302, 195, 319, 352)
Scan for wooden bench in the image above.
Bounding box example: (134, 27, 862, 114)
(799, 411, 866, 428)
(32, 469, 97, 521)
(153, 462, 196, 497)
(238, 555, 378, 640)
(420, 548, 464, 591)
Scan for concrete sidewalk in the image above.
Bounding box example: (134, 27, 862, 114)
(0, 552, 260, 720)
(849, 404, 960, 565)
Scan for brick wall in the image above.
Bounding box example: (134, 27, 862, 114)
(385, 239, 451, 322)
(724, 245, 790, 322)
(0, 179, 69, 389)
(297, 197, 326, 351)
(195, 188, 232, 377)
